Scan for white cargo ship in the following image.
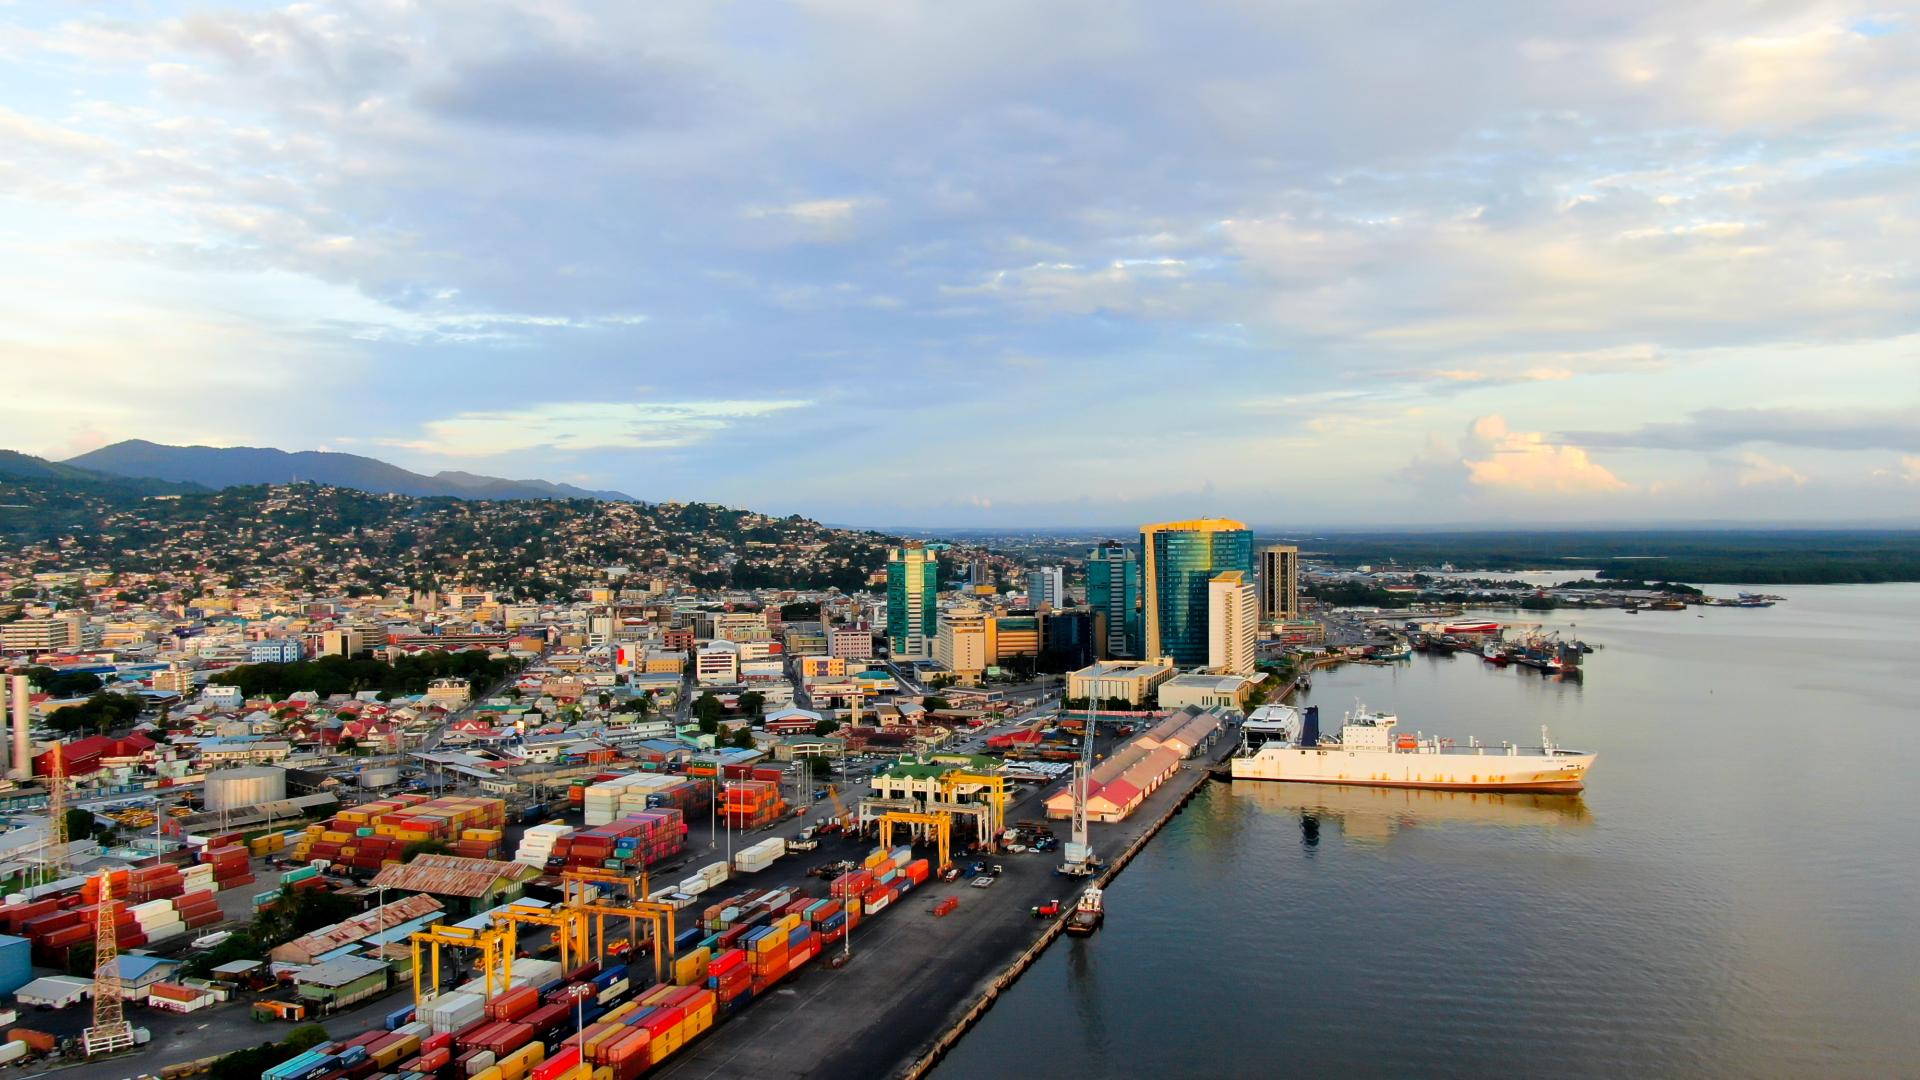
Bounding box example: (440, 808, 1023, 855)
(1230, 704, 1595, 793)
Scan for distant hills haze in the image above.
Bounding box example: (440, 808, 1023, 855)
(61, 439, 635, 501)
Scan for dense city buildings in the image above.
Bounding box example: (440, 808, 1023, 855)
(1259, 544, 1301, 623)
(1085, 541, 1142, 660)
(886, 543, 940, 659)
(1141, 519, 1254, 667)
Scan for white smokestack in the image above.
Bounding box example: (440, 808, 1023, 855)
(10, 673, 30, 780)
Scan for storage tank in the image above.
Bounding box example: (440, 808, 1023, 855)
(204, 766, 287, 811)
(358, 766, 403, 789)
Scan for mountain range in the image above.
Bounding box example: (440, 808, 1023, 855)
(60, 440, 634, 502)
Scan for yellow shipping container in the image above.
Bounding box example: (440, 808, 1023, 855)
(638, 985, 677, 1007)
(600, 1001, 638, 1024)
(776, 914, 802, 933)
(673, 947, 711, 987)
(472, 1066, 503, 1080)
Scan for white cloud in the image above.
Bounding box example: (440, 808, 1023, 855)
(1733, 451, 1809, 487)
(1462, 415, 1632, 495)
(393, 400, 813, 457)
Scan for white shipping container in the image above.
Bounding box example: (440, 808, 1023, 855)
(0, 1041, 29, 1065)
(464, 1051, 497, 1076)
(425, 991, 486, 1034)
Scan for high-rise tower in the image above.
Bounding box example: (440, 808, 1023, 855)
(1084, 543, 1141, 659)
(1141, 519, 1253, 667)
(1208, 571, 1258, 676)
(1258, 545, 1301, 623)
(886, 544, 939, 659)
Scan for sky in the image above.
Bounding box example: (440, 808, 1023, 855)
(1, 1, 1918, 528)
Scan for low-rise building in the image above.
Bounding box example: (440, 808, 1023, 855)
(1068, 658, 1175, 705)
(1157, 672, 1255, 712)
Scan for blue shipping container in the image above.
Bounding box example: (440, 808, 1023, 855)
(0, 935, 31, 997)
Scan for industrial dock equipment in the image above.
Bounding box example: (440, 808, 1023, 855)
(409, 923, 508, 1006)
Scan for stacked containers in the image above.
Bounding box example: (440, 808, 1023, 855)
(513, 823, 573, 869)
(562, 810, 685, 875)
(200, 842, 255, 889)
(126, 863, 185, 902)
(174, 888, 222, 930)
(720, 781, 783, 829)
(731, 837, 785, 874)
(128, 898, 184, 943)
(455, 827, 506, 860)
(426, 992, 488, 1034)
(705, 949, 751, 1009)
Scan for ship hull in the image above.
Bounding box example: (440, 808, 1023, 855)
(1230, 746, 1594, 793)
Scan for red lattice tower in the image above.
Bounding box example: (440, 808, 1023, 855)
(83, 870, 136, 1055)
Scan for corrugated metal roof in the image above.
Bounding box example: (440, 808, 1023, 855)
(297, 954, 389, 987)
(370, 854, 537, 898)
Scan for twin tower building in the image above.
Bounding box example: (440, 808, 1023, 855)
(887, 520, 1299, 678)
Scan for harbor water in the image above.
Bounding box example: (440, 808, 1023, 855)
(932, 584, 1920, 1079)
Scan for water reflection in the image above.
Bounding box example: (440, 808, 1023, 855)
(1232, 780, 1592, 847)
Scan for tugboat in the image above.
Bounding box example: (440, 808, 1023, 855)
(1065, 885, 1104, 936)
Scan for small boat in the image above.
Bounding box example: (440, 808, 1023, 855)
(1065, 885, 1104, 936)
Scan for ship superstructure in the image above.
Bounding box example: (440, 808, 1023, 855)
(1231, 704, 1594, 793)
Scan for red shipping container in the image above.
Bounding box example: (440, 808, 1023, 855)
(530, 1046, 580, 1080)
(473, 1022, 533, 1057)
(485, 985, 540, 1021)
(521, 1001, 572, 1036)
(453, 1019, 496, 1049)
(599, 1027, 650, 1066)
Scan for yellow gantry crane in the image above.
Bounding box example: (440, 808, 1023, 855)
(939, 771, 1011, 852)
(561, 870, 678, 986)
(876, 810, 953, 871)
(411, 923, 509, 1006)
(492, 902, 591, 975)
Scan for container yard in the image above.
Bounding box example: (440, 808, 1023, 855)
(10, 716, 1233, 1080)
(204, 731, 1232, 1080)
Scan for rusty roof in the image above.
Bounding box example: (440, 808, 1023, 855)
(370, 854, 538, 898)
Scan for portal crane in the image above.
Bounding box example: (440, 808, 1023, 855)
(410, 924, 509, 1006)
(561, 870, 677, 985)
(1060, 701, 1100, 876)
(491, 902, 591, 975)
(876, 809, 953, 872)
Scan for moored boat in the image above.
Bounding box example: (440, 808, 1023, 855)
(1064, 885, 1104, 936)
(1229, 704, 1594, 793)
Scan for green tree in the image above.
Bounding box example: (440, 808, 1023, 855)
(805, 756, 832, 778)
(727, 728, 755, 749)
(812, 718, 840, 737)
(922, 697, 951, 712)
(736, 690, 765, 717)
(402, 839, 452, 861)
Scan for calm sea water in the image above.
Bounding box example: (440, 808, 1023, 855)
(933, 585, 1920, 1079)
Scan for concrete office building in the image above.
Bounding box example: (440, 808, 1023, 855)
(933, 607, 991, 683)
(887, 544, 940, 659)
(1026, 566, 1065, 609)
(1259, 544, 1302, 623)
(1085, 542, 1141, 660)
(1141, 519, 1254, 668)
(1208, 571, 1258, 676)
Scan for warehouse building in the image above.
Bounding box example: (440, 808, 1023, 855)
(295, 955, 391, 1012)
